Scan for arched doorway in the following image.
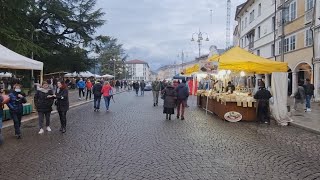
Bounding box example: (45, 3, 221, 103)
(288, 68, 292, 95)
(295, 62, 312, 83)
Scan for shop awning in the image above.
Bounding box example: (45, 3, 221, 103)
(0, 44, 43, 71)
(208, 47, 288, 74)
(184, 64, 200, 75)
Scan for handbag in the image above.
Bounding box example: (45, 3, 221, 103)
(161, 92, 166, 100)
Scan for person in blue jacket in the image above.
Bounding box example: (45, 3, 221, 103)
(8, 84, 27, 139)
(77, 78, 86, 100)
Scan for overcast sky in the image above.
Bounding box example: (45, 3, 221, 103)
(96, 0, 246, 71)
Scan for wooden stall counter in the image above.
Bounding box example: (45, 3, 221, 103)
(198, 95, 257, 122)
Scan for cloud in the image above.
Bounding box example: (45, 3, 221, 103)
(96, 0, 246, 70)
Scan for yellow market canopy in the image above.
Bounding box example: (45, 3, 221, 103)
(208, 47, 288, 74)
(184, 64, 199, 75)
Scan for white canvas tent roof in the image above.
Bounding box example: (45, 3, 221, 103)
(101, 74, 114, 78)
(0, 44, 43, 70)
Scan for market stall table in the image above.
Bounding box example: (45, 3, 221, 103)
(3, 103, 33, 120)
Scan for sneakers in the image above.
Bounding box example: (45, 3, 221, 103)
(38, 128, 44, 134)
(46, 126, 52, 132)
(78, 98, 82, 100)
(306, 108, 312, 112)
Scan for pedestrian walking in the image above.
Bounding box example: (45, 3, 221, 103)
(162, 82, 177, 120)
(77, 78, 85, 100)
(176, 79, 189, 120)
(101, 81, 113, 111)
(115, 80, 120, 92)
(254, 85, 272, 125)
(34, 82, 55, 134)
(152, 79, 161, 106)
(85, 79, 93, 100)
(93, 81, 103, 111)
(293, 81, 306, 112)
(303, 78, 315, 112)
(133, 81, 140, 96)
(140, 80, 146, 96)
(7, 84, 27, 139)
(54, 81, 69, 133)
(0, 88, 5, 144)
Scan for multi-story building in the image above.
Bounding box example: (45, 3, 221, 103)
(125, 59, 151, 81)
(235, 0, 318, 100)
(313, 0, 320, 101)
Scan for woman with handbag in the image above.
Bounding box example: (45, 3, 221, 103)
(162, 82, 177, 120)
(53, 81, 69, 133)
(101, 81, 113, 112)
(34, 82, 55, 134)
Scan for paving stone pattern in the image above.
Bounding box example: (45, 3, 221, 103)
(0, 91, 320, 180)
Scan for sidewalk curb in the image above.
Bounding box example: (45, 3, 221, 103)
(2, 91, 127, 129)
(289, 121, 320, 135)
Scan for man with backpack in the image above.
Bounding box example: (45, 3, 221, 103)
(293, 81, 305, 112)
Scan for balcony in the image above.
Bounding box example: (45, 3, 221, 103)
(305, 9, 313, 24)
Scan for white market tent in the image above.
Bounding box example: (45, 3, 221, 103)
(0, 44, 43, 70)
(64, 71, 97, 78)
(0, 72, 12, 77)
(101, 74, 114, 78)
(0, 44, 44, 82)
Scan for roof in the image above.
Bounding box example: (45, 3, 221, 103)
(126, 59, 148, 64)
(235, 1, 251, 20)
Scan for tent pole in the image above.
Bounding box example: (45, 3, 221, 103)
(40, 70, 43, 85)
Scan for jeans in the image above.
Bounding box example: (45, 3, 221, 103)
(135, 89, 139, 95)
(58, 111, 67, 128)
(152, 91, 159, 104)
(86, 89, 92, 100)
(306, 95, 312, 109)
(0, 110, 3, 129)
(10, 111, 22, 135)
(141, 89, 144, 95)
(94, 95, 101, 109)
(79, 88, 85, 98)
(38, 111, 51, 129)
(177, 99, 186, 117)
(104, 96, 111, 110)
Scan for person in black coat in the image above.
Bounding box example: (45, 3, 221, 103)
(254, 85, 272, 124)
(7, 84, 27, 139)
(53, 81, 69, 133)
(92, 81, 103, 111)
(34, 82, 54, 134)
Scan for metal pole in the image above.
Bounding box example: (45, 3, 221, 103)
(280, 0, 285, 62)
(198, 40, 201, 58)
(113, 58, 116, 80)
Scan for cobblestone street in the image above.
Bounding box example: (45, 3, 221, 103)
(1, 91, 320, 180)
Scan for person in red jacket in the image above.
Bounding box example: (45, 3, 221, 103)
(85, 79, 93, 100)
(101, 81, 113, 112)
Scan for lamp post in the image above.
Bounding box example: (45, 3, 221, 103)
(191, 30, 209, 58)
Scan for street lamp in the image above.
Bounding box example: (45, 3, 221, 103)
(191, 30, 209, 58)
(30, 29, 41, 59)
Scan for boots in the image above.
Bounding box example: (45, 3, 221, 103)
(169, 114, 171, 120)
(166, 114, 168, 120)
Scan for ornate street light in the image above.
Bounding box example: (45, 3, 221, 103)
(191, 30, 209, 57)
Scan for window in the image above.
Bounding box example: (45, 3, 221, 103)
(272, 16, 276, 31)
(278, 41, 282, 54)
(305, 29, 313, 46)
(271, 44, 275, 56)
(283, 1, 297, 23)
(245, 37, 247, 46)
(258, 4, 262, 16)
(257, 26, 261, 38)
(289, 1, 297, 21)
(250, 10, 255, 23)
(306, 0, 314, 11)
(245, 17, 248, 27)
(241, 21, 244, 30)
(290, 36, 296, 51)
(241, 38, 244, 47)
(257, 49, 260, 56)
(284, 38, 289, 52)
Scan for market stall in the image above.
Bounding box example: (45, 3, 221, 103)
(197, 47, 289, 123)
